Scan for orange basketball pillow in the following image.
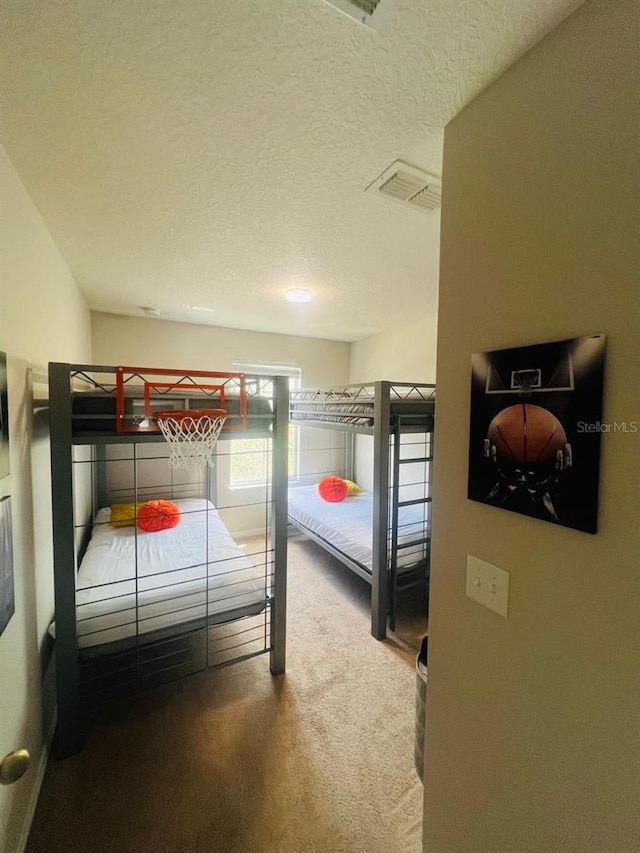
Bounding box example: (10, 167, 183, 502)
(137, 499, 181, 532)
(318, 476, 349, 503)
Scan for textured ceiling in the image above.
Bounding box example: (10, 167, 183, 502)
(1, 0, 581, 342)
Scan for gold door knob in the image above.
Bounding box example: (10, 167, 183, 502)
(0, 749, 30, 785)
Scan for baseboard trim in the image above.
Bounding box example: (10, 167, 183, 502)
(233, 527, 269, 541)
(16, 710, 56, 853)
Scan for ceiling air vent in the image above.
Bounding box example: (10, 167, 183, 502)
(365, 160, 442, 213)
(322, 0, 392, 28)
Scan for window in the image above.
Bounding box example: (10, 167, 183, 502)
(229, 361, 301, 488)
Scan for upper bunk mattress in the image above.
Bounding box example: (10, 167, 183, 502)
(49, 498, 266, 649)
(288, 485, 428, 574)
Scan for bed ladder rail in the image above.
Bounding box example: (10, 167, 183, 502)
(396, 496, 432, 508)
(389, 419, 432, 633)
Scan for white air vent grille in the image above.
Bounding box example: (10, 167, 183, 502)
(322, 0, 391, 28)
(349, 0, 380, 13)
(405, 182, 442, 211)
(366, 160, 442, 213)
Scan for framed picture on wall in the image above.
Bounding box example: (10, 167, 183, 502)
(0, 496, 15, 637)
(468, 335, 606, 534)
(0, 351, 8, 479)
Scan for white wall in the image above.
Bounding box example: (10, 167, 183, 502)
(349, 315, 437, 385)
(0, 150, 91, 852)
(92, 313, 350, 387)
(349, 316, 438, 493)
(424, 2, 639, 851)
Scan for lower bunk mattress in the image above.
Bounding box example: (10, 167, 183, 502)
(288, 485, 429, 575)
(49, 498, 267, 654)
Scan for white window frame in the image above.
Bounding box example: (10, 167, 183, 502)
(229, 361, 301, 489)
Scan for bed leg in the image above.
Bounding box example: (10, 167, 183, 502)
(270, 649, 285, 676)
(270, 585, 286, 674)
(371, 555, 388, 640)
(270, 375, 288, 675)
(371, 596, 387, 640)
(371, 615, 387, 640)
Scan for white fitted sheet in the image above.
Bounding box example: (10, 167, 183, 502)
(49, 498, 266, 649)
(288, 485, 428, 573)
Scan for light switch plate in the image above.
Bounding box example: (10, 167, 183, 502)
(466, 555, 509, 617)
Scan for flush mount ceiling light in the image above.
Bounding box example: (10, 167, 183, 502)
(285, 288, 312, 303)
(184, 305, 216, 313)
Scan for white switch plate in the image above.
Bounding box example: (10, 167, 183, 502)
(466, 555, 509, 617)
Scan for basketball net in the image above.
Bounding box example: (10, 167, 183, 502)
(155, 409, 227, 470)
(516, 379, 535, 397)
(512, 369, 539, 398)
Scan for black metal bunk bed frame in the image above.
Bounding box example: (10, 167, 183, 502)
(48, 363, 289, 759)
(289, 380, 435, 640)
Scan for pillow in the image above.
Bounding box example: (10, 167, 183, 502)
(137, 499, 181, 532)
(318, 476, 349, 503)
(110, 502, 143, 528)
(342, 479, 363, 496)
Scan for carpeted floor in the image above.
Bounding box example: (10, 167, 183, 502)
(27, 532, 427, 853)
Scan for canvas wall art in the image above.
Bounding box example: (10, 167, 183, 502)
(0, 351, 8, 479)
(0, 496, 15, 636)
(468, 335, 606, 533)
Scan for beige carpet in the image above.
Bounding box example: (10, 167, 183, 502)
(28, 532, 427, 853)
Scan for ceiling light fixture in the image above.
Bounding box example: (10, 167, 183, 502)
(184, 305, 216, 313)
(285, 288, 312, 303)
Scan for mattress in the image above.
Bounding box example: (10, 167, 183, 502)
(288, 485, 428, 573)
(49, 498, 267, 649)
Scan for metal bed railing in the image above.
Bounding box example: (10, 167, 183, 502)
(289, 382, 435, 434)
(291, 381, 436, 404)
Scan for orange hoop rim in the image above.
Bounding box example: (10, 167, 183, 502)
(154, 408, 227, 423)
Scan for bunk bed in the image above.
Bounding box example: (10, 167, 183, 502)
(289, 381, 435, 640)
(47, 363, 289, 759)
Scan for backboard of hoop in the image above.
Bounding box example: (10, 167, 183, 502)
(483, 340, 575, 395)
(115, 366, 248, 433)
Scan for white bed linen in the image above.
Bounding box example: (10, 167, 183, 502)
(288, 486, 428, 573)
(49, 498, 266, 649)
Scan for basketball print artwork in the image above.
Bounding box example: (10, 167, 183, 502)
(468, 335, 606, 533)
